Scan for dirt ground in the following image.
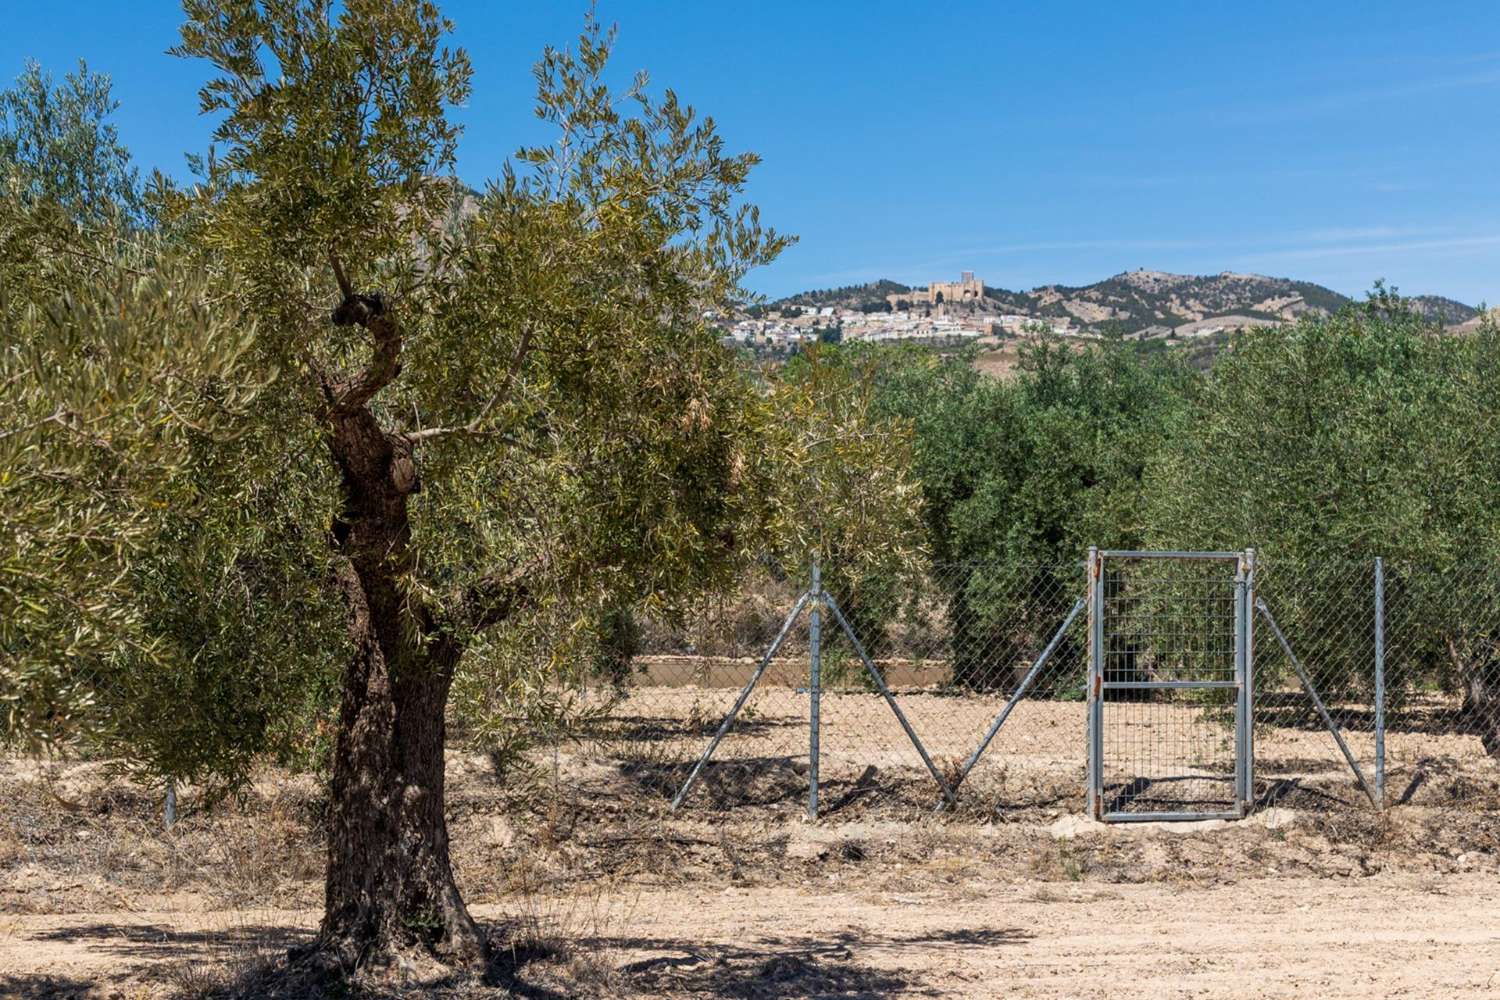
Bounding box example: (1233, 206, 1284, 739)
(3, 696, 1499, 998)
(7, 872, 1500, 999)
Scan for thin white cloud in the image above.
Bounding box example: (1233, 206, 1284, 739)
(1232, 67, 1500, 121)
(1239, 235, 1500, 264)
(950, 238, 1210, 255)
(1290, 225, 1450, 244)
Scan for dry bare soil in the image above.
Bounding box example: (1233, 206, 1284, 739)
(3, 739, 1499, 999)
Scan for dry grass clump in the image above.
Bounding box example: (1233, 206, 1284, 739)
(0, 759, 325, 912)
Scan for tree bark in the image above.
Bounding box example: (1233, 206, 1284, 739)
(313, 402, 486, 971)
(1448, 636, 1500, 761)
(1462, 656, 1500, 760)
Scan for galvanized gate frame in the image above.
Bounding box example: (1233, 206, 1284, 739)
(671, 563, 957, 817)
(1087, 549, 1258, 823)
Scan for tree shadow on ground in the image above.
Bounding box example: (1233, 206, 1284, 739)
(0, 974, 98, 999)
(20, 918, 1031, 998)
(603, 926, 1031, 998)
(620, 756, 809, 808)
(596, 713, 800, 745)
(18, 920, 311, 990)
(1253, 776, 1361, 811)
(7, 921, 312, 1000)
(29, 920, 311, 959)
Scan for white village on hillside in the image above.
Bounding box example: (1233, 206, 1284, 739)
(720, 269, 1308, 352)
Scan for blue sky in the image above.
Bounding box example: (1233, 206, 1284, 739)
(3, 1, 1498, 303)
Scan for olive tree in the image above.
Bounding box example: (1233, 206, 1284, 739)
(0, 58, 140, 224)
(1144, 294, 1500, 749)
(766, 343, 925, 655)
(0, 60, 270, 753)
(875, 339, 1193, 687)
(163, 1, 787, 971)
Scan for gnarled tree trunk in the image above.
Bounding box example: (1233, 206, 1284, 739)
(313, 382, 485, 970)
(1448, 636, 1500, 760)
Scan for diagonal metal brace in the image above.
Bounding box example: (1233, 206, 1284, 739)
(824, 594, 958, 808)
(1256, 598, 1379, 809)
(940, 597, 1086, 811)
(670, 590, 812, 811)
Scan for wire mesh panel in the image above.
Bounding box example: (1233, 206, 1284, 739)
(578, 560, 1091, 817)
(816, 562, 1087, 815)
(548, 552, 1500, 821)
(1382, 560, 1500, 811)
(1091, 552, 1249, 821)
(592, 569, 818, 815)
(1251, 558, 1380, 811)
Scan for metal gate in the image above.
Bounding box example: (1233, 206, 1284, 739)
(1088, 549, 1255, 821)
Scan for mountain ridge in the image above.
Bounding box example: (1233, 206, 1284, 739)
(775, 270, 1481, 335)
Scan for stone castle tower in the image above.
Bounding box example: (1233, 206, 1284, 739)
(885, 271, 985, 309)
(925, 271, 984, 304)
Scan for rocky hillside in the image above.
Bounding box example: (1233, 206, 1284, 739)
(1409, 294, 1485, 326)
(985, 271, 1351, 334)
(777, 270, 1480, 335)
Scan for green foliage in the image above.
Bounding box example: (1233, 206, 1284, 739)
(873, 339, 1194, 686)
(778, 278, 909, 310)
(0, 222, 268, 756)
(0, 59, 140, 222)
(0, 55, 342, 792)
(766, 344, 925, 575)
(880, 339, 1194, 566)
(4, 4, 807, 795)
(766, 344, 926, 658)
(1145, 290, 1500, 561)
(151, 4, 797, 788)
(1144, 292, 1500, 701)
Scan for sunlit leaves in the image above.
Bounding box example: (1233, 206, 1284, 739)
(0, 59, 141, 223)
(0, 217, 268, 754)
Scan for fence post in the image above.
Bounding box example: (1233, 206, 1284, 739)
(1234, 552, 1248, 815)
(1244, 548, 1256, 813)
(164, 780, 177, 831)
(1374, 556, 1386, 810)
(1086, 546, 1101, 820)
(808, 558, 822, 821)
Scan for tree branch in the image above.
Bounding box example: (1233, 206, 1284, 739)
(462, 558, 541, 632)
(404, 325, 534, 444)
(327, 251, 402, 415)
(329, 250, 354, 300)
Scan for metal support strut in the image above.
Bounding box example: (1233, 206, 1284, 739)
(940, 597, 1087, 811)
(670, 590, 812, 811)
(1256, 597, 1379, 809)
(822, 594, 958, 809)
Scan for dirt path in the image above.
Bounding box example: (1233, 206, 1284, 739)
(4, 874, 1498, 998)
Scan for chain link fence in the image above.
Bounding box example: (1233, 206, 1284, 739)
(565, 553, 1500, 820)
(581, 560, 1086, 818)
(1382, 560, 1500, 809)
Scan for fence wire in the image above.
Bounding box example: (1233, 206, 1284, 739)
(569, 554, 1500, 818)
(1382, 560, 1500, 810)
(1253, 558, 1380, 811)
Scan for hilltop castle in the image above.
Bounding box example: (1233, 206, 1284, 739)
(887, 271, 985, 308)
